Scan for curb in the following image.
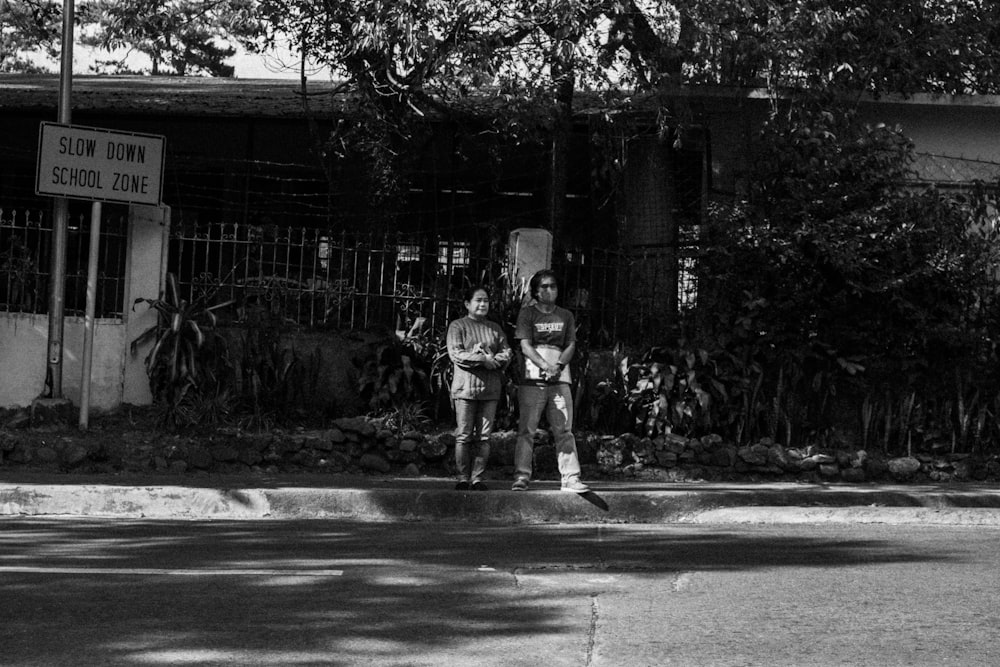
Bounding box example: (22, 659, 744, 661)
(3, 479, 1000, 524)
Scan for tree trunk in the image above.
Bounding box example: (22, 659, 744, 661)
(547, 60, 575, 244)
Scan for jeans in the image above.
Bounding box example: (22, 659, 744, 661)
(514, 384, 582, 482)
(454, 398, 498, 483)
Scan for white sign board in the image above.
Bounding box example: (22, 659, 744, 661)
(36, 122, 165, 206)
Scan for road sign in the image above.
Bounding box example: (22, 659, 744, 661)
(35, 122, 165, 206)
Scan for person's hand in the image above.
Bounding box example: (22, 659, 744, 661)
(542, 362, 562, 380)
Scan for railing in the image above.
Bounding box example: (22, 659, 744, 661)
(169, 221, 699, 347)
(169, 223, 506, 335)
(0, 207, 128, 319)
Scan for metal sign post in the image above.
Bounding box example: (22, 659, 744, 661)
(78, 201, 101, 430)
(45, 0, 75, 400)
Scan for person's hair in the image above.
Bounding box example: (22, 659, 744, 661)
(529, 269, 558, 299)
(463, 285, 490, 302)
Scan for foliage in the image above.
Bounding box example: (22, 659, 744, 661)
(1, 0, 61, 72)
(238, 315, 321, 432)
(683, 98, 1000, 451)
(369, 400, 432, 436)
(131, 273, 236, 428)
(77, 0, 262, 76)
(0, 234, 38, 310)
(358, 313, 444, 419)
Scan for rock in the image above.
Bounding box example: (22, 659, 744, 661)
(36, 447, 58, 463)
(327, 450, 351, 470)
(865, 458, 890, 479)
(888, 456, 922, 479)
(850, 449, 868, 469)
(359, 453, 390, 473)
(841, 467, 866, 483)
(169, 460, 188, 474)
(738, 445, 768, 466)
(244, 434, 272, 451)
(597, 440, 624, 471)
(329, 428, 347, 444)
(632, 438, 655, 464)
(419, 437, 449, 461)
(30, 399, 74, 428)
(797, 457, 818, 472)
(188, 449, 213, 469)
(61, 445, 90, 468)
(4, 411, 31, 430)
(237, 448, 263, 466)
(654, 451, 678, 467)
(399, 438, 420, 453)
(700, 433, 724, 448)
(818, 464, 840, 478)
(710, 447, 736, 468)
(334, 416, 376, 438)
(282, 437, 304, 453)
(311, 432, 334, 451)
(210, 445, 238, 462)
(767, 445, 791, 470)
(402, 463, 422, 477)
(663, 432, 688, 448)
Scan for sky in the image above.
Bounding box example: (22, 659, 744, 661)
(28, 43, 328, 80)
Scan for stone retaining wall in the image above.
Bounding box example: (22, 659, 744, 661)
(3, 415, 999, 484)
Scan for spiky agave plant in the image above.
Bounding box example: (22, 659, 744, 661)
(131, 273, 235, 427)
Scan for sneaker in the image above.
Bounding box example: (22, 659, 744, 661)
(561, 477, 590, 494)
(511, 478, 529, 491)
(471, 481, 489, 491)
(455, 481, 471, 491)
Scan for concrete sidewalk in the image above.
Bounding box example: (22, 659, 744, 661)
(3, 473, 1000, 524)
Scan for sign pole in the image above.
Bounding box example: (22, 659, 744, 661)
(79, 201, 101, 430)
(45, 0, 75, 399)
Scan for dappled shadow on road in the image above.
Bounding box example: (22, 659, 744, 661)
(0, 519, 964, 666)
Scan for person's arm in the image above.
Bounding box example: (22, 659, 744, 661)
(553, 309, 577, 373)
(447, 322, 488, 369)
(554, 341, 575, 373)
(493, 325, 513, 367)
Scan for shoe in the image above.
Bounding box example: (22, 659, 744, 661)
(511, 478, 529, 491)
(471, 481, 489, 491)
(455, 481, 471, 491)
(561, 477, 590, 494)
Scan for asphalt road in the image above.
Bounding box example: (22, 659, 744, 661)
(2, 518, 998, 666)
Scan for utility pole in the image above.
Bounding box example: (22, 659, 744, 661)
(44, 0, 74, 398)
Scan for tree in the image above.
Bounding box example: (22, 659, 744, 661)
(77, 0, 263, 76)
(0, 0, 61, 72)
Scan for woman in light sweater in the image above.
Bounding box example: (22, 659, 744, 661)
(446, 286, 512, 490)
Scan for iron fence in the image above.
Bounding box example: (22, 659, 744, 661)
(168, 222, 507, 336)
(168, 220, 698, 348)
(0, 207, 128, 319)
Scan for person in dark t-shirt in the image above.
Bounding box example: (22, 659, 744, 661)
(511, 269, 590, 494)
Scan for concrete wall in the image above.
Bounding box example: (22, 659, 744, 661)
(0, 204, 167, 411)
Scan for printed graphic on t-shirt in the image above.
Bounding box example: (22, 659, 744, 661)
(536, 322, 563, 334)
